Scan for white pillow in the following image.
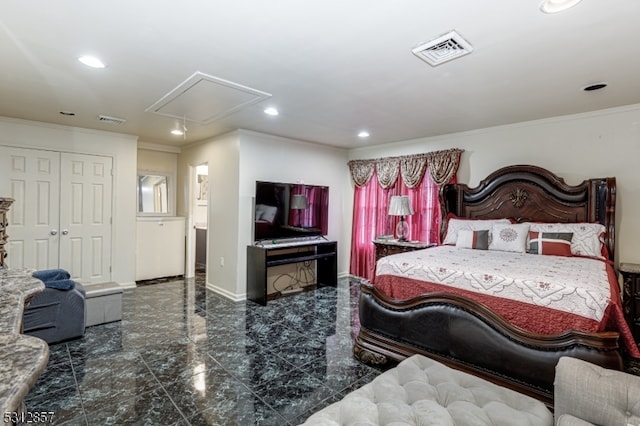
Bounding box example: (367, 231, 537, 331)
(255, 204, 266, 220)
(443, 217, 511, 246)
(489, 223, 530, 253)
(525, 222, 605, 258)
(261, 205, 278, 223)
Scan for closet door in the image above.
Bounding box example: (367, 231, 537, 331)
(59, 153, 113, 283)
(0, 146, 61, 270)
(0, 146, 113, 283)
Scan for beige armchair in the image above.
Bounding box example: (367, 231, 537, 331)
(554, 357, 640, 426)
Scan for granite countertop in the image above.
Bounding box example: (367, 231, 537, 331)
(0, 268, 49, 414)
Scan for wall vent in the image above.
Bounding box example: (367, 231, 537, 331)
(412, 30, 473, 67)
(98, 114, 127, 125)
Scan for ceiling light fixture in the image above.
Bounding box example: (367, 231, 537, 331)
(78, 55, 106, 69)
(171, 116, 188, 139)
(264, 107, 279, 116)
(358, 131, 370, 138)
(539, 0, 582, 14)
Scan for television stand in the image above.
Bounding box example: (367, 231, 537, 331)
(247, 240, 337, 305)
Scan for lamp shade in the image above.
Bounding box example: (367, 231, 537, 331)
(291, 194, 308, 210)
(388, 196, 413, 216)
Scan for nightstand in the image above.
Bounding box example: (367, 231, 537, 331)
(373, 239, 434, 261)
(619, 262, 640, 346)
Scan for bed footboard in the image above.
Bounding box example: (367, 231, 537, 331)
(354, 283, 623, 406)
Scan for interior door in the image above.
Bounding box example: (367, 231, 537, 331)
(0, 146, 113, 283)
(0, 146, 61, 270)
(59, 153, 113, 283)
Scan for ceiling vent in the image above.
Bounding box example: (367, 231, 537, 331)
(412, 30, 473, 67)
(98, 114, 127, 125)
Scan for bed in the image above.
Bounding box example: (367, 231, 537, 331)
(353, 164, 639, 406)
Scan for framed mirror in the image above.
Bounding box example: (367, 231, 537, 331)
(137, 173, 170, 215)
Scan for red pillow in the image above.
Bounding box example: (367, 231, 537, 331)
(527, 232, 573, 257)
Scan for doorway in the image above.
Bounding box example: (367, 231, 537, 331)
(194, 164, 208, 273)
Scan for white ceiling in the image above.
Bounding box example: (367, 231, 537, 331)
(2, 1, 640, 149)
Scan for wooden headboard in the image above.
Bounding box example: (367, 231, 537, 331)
(440, 165, 616, 261)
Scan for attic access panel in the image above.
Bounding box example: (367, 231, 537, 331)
(145, 71, 272, 124)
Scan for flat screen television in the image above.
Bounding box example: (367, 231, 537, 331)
(254, 181, 329, 242)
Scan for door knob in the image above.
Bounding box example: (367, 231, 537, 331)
(61, 229, 69, 235)
(50, 229, 58, 236)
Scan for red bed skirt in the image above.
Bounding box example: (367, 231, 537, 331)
(374, 265, 640, 358)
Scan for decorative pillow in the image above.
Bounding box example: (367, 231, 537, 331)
(255, 204, 266, 220)
(260, 205, 278, 223)
(489, 223, 530, 253)
(528, 232, 573, 257)
(525, 222, 605, 259)
(442, 216, 511, 245)
(456, 230, 489, 250)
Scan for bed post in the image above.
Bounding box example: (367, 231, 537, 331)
(591, 176, 616, 262)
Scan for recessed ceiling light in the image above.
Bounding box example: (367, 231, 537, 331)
(78, 55, 106, 69)
(358, 131, 370, 138)
(170, 129, 184, 136)
(539, 0, 582, 13)
(583, 82, 607, 92)
(264, 107, 279, 116)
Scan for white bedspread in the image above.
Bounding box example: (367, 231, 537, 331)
(375, 246, 611, 322)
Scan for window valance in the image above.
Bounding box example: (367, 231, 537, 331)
(348, 148, 463, 188)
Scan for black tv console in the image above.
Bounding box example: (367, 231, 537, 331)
(247, 240, 337, 305)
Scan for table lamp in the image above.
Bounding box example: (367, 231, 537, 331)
(388, 195, 413, 241)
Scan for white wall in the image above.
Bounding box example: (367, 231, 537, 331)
(238, 130, 351, 292)
(137, 144, 179, 176)
(177, 131, 241, 299)
(347, 104, 640, 265)
(0, 117, 139, 286)
(177, 129, 350, 301)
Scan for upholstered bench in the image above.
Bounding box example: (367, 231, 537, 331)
(84, 282, 123, 327)
(302, 354, 553, 425)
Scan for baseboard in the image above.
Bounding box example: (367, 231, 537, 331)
(205, 282, 246, 302)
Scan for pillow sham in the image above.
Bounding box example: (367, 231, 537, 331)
(489, 223, 530, 253)
(528, 232, 573, 257)
(442, 216, 511, 245)
(456, 229, 489, 250)
(255, 204, 266, 221)
(261, 205, 278, 223)
(525, 222, 605, 259)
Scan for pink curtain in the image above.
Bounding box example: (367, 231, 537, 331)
(348, 148, 462, 281)
(349, 172, 447, 282)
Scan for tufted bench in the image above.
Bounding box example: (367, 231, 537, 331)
(302, 354, 553, 425)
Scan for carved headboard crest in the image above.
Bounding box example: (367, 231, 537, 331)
(509, 188, 528, 208)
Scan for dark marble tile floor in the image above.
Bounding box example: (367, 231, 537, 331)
(24, 273, 640, 425)
(25, 275, 380, 425)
